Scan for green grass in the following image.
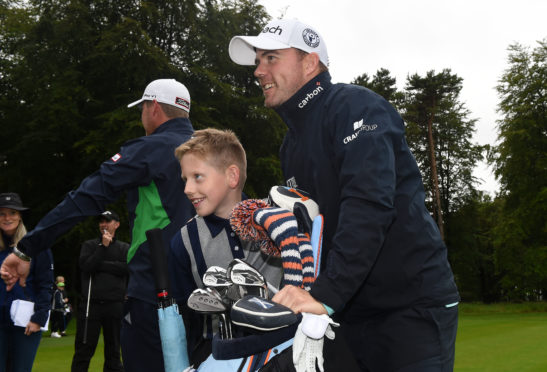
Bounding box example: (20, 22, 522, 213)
(33, 321, 105, 372)
(31, 303, 547, 371)
(455, 303, 547, 372)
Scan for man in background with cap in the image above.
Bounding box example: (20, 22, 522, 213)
(71, 210, 128, 372)
(1, 79, 195, 371)
(229, 19, 460, 371)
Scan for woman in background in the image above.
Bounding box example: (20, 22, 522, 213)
(0, 193, 54, 372)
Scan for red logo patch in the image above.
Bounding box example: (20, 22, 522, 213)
(111, 153, 121, 162)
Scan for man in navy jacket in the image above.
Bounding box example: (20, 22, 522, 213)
(229, 19, 460, 371)
(1, 79, 195, 371)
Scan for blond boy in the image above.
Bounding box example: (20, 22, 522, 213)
(168, 128, 282, 364)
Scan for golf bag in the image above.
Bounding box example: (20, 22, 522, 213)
(193, 187, 325, 372)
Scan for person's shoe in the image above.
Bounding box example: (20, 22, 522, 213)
(60, 332, 67, 337)
(50, 332, 61, 338)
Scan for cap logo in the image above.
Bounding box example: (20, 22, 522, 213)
(175, 97, 190, 110)
(302, 28, 320, 48)
(262, 25, 282, 35)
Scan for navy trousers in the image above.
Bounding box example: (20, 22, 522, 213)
(342, 305, 458, 372)
(0, 324, 42, 372)
(120, 298, 164, 372)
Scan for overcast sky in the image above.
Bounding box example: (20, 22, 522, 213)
(256, 0, 547, 195)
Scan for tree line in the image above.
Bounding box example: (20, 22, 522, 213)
(1, 0, 545, 303)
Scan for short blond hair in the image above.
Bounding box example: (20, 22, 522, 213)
(175, 128, 247, 189)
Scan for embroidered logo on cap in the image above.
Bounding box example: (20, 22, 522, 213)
(175, 97, 190, 110)
(302, 28, 320, 48)
(262, 25, 283, 35)
(111, 153, 122, 162)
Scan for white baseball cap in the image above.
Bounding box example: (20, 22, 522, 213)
(127, 79, 191, 113)
(229, 19, 329, 67)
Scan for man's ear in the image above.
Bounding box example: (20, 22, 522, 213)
(226, 165, 240, 189)
(151, 99, 162, 115)
(304, 52, 321, 76)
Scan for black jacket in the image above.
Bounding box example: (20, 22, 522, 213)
(276, 71, 460, 321)
(79, 237, 129, 302)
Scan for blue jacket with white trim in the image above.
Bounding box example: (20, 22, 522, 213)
(276, 72, 459, 321)
(17, 118, 195, 304)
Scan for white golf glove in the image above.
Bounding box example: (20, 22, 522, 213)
(293, 313, 339, 372)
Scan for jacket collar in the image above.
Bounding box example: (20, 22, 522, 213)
(151, 117, 193, 135)
(275, 71, 332, 125)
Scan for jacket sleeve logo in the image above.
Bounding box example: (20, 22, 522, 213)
(344, 119, 378, 144)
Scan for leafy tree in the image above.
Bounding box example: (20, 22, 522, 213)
(446, 193, 503, 302)
(0, 0, 279, 289)
(489, 40, 547, 300)
(351, 68, 403, 109)
(403, 69, 484, 240)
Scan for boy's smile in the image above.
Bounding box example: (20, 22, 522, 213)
(180, 153, 236, 219)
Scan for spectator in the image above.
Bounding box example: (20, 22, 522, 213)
(71, 210, 128, 372)
(50, 279, 68, 338)
(54, 276, 72, 336)
(0, 193, 54, 371)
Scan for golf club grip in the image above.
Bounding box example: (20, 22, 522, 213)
(146, 228, 170, 298)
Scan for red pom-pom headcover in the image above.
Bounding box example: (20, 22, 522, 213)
(229, 199, 280, 257)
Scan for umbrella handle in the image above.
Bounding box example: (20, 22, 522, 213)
(146, 228, 172, 307)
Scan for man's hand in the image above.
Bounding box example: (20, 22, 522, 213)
(101, 229, 113, 247)
(272, 285, 327, 315)
(25, 321, 41, 336)
(0, 253, 30, 290)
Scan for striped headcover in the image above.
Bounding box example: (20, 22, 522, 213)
(230, 200, 315, 290)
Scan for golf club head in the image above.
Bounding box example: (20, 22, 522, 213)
(225, 258, 244, 283)
(203, 266, 231, 288)
(228, 259, 266, 288)
(187, 288, 227, 313)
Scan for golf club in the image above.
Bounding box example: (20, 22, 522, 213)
(228, 259, 275, 298)
(202, 266, 231, 296)
(187, 288, 232, 339)
(82, 275, 92, 344)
